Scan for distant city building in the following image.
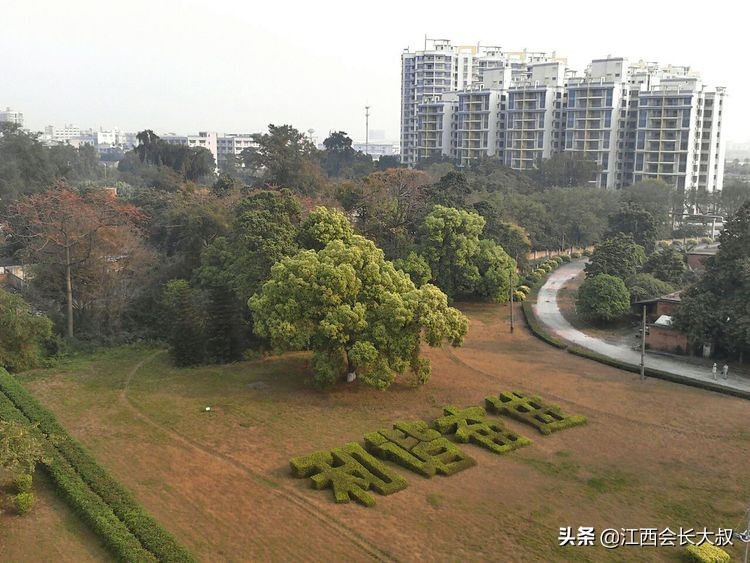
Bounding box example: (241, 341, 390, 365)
(162, 132, 258, 167)
(401, 39, 726, 193)
(0, 107, 24, 126)
(352, 142, 397, 160)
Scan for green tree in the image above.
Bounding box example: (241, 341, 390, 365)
(473, 202, 531, 267)
(643, 248, 686, 286)
(718, 179, 750, 218)
(249, 235, 467, 389)
(163, 280, 205, 367)
(585, 234, 646, 281)
(321, 131, 373, 178)
(619, 180, 675, 239)
(0, 419, 48, 476)
(393, 252, 432, 287)
(0, 289, 53, 372)
(538, 186, 619, 249)
(626, 273, 675, 302)
(675, 200, 750, 358)
(532, 153, 599, 188)
(576, 274, 631, 322)
(298, 206, 354, 250)
(607, 203, 659, 251)
(241, 124, 325, 193)
(420, 206, 516, 301)
(424, 171, 471, 209)
(0, 123, 56, 201)
(421, 205, 484, 298)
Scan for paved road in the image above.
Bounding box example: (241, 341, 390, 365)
(533, 260, 750, 394)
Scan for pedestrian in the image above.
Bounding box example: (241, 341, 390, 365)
(712, 363, 717, 380)
(722, 364, 729, 380)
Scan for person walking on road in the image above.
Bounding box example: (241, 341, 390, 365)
(712, 363, 718, 380)
(722, 364, 729, 380)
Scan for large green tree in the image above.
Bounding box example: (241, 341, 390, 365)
(607, 203, 659, 251)
(532, 153, 599, 188)
(675, 201, 750, 358)
(420, 205, 516, 301)
(643, 248, 686, 286)
(576, 274, 631, 322)
(0, 289, 53, 372)
(241, 124, 324, 193)
(585, 234, 646, 281)
(249, 235, 468, 389)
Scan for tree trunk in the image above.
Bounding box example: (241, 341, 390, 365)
(346, 352, 356, 383)
(65, 245, 74, 339)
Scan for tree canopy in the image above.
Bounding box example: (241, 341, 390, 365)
(576, 274, 631, 322)
(675, 200, 750, 358)
(585, 234, 646, 281)
(249, 234, 468, 389)
(0, 289, 53, 372)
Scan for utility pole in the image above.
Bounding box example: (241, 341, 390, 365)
(640, 305, 647, 380)
(509, 256, 517, 333)
(365, 106, 370, 157)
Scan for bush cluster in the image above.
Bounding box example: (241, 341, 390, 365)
(14, 492, 35, 515)
(685, 543, 730, 563)
(0, 368, 193, 563)
(13, 473, 33, 493)
(485, 391, 587, 435)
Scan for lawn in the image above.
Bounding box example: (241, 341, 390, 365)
(8, 303, 750, 561)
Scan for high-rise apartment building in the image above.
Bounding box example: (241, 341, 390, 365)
(0, 107, 23, 127)
(400, 40, 726, 192)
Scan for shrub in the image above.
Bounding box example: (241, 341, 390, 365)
(14, 492, 35, 515)
(571, 251, 582, 258)
(364, 421, 475, 477)
(582, 249, 592, 257)
(550, 256, 563, 265)
(0, 288, 53, 372)
(576, 274, 631, 322)
(517, 285, 530, 294)
(485, 391, 587, 435)
(685, 543, 730, 563)
(700, 237, 713, 244)
(626, 273, 675, 302)
(14, 473, 33, 493)
(513, 290, 527, 302)
(560, 255, 571, 263)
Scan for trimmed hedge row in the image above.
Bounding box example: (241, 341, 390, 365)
(0, 389, 155, 562)
(0, 369, 194, 563)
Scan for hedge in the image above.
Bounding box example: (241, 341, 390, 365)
(485, 391, 587, 435)
(0, 389, 155, 562)
(0, 369, 193, 562)
(291, 442, 408, 506)
(685, 543, 730, 563)
(364, 421, 475, 477)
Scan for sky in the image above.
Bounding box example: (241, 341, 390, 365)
(2, 0, 748, 144)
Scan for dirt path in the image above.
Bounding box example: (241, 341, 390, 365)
(119, 351, 396, 563)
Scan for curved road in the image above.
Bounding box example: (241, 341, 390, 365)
(533, 260, 750, 394)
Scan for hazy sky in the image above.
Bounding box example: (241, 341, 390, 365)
(2, 0, 747, 143)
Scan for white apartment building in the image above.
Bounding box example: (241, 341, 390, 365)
(43, 124, 82, 143)
(0, 107, 23, 126)
(163, 132, 259, 168)
(400, 40, 726, 192)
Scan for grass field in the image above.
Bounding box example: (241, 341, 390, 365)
(5, 302, 750, 561)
